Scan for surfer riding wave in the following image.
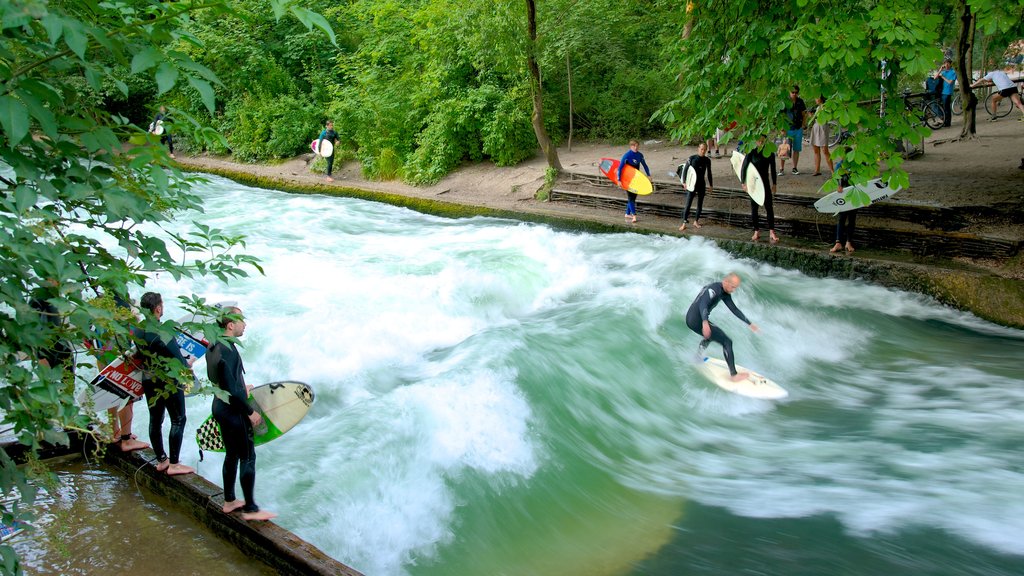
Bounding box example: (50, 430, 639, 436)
(685, 273, 759, 382)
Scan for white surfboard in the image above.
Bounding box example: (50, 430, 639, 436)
(310, 138, 333, 157)
(683, 163, 698, 191)
(814, 178, 902, 214)
(730, 151, 766, 206)
(151, 120, 164, 136)
(698, 356, 788, 400)
(195, 381, 316, 452)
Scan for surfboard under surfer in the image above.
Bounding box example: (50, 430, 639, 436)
(685, 273, 759, 382)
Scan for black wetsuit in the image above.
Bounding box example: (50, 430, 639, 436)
(740, 150, 778, 232)
(685, 281, 752, 376)
(152, 112, 173, 154)
(29, 295, 75, 374)
(681, 154, 713, 223)
(834, 163, 856, 245)
(318, 128, 339, 176)
(207, 341, 261, 513)
(138, 324, 190, 465)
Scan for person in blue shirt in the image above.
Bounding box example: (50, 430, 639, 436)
(937, 60, 957, 127)
(617, 139, 650, 224)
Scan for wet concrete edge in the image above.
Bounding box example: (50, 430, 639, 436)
(3, 435, 364, 576)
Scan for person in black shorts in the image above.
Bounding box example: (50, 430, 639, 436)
(207, 304, 276, 521)
(685, 273, 760, 382)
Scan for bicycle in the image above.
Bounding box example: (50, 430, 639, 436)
(951, 92, 962, 116)
(801, 119, 851, 149)
(919, 95, 945, 129)
(984, 91, 1014, 119)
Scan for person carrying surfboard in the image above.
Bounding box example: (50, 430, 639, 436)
(830, 152, 857, 254)
(678, 142, 713, 231)
(617, 140, 650, 224)
(137, 292, 195, 476)
(149, 106, 174, 159)
(740, 137, 779, 244)
(317, 120, 339, 182)
(685, 273, 759, 382)
(206, 305, 277, 522)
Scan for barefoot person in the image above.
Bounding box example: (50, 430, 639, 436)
(678, 142, 713, 231)
(94, 293, 148, 452)
(740, 137, 780, 244)
(138, 292, 195, 475)
(316, 120, 339, 182)
(617, 139, 650, 224)
(685, 273, 760, 382)
(207, 305, 276, 521)
(830, 153, 857, 254)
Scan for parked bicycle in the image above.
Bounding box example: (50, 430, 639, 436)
(801, 119, 851, 148)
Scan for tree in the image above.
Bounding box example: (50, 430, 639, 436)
(525, 0, 562, 171)
(655, 0, 947, 194)
(0, 1, 330, 572)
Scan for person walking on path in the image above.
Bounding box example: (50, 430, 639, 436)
(679, 142, 713, 231)
(317, 120, 339, 182)
(617, 139, 651, 224)
(150, 106, 174, 159)
(685, 273, 760, 382)
(970, 68, 1024, 121)
(809, 95, 834, 176)
(137, 292, 194, 476)
(937, 60, 957, 127)
(740, 137, 780, 244)
(207, 305, 277, 522)
(779, 85, 807, 175)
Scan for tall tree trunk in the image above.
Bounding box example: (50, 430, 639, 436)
(566, 52, 573, 152)
(956, 1, 977, 139)
(525, 0, 562, 171)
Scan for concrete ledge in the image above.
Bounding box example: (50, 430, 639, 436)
(100, 444, 364, 576)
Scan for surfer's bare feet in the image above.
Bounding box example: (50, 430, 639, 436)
(751, 231, 760, 241)
(165, 463, 195, 476)
(693, 220, 702, 229)
(326, 176, 334, 182)
(119, 439, 149, 452)
(729, 372, 750, 382)
(155, 459, 169, 473)
(845, 242, 855, 253)
(241, 510, 278, 521)
(679, 222, 687, 231)
(631, 215, 637, 224)
(830, 243, 842, 253)
(222, 500, 245, 514)
(769, 231, 779, 244)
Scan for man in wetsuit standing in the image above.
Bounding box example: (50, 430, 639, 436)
(678, 142, 713, 231)
(685, 273, 760, 382)
(317, 120, 339, 182)
(207, 305, 276, 521)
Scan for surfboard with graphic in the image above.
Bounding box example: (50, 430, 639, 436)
(195, 381, 316, 452)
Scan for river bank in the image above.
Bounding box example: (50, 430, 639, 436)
(174, 117, 1023, 328)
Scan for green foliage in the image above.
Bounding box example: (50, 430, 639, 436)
(0, 0, 328, 572)
(223, 94, 321, 162)
(655, 0, 952, 189)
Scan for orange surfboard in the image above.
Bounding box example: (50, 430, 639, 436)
(598, 158, 653, 195)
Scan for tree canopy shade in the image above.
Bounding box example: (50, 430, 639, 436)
(655, 0, 1024, 194)
(0, 1, 328, 572)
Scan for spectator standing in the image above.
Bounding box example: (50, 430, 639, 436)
(779, 85, 807, 175)
(809, 95, 834, 176)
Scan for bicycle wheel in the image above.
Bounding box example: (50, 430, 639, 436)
(922, 101, 944, 129)
(985, 92, 1013, 119)
(951, 93, 962, 116)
